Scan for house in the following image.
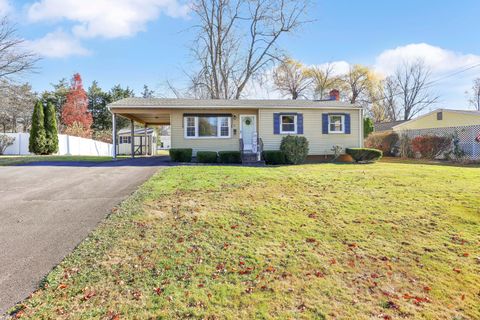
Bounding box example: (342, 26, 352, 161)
(392, 108, 480, 160)
(117, 128, 156, 155)
(107, 92, 364, 162)
(392, 109, 480, 131)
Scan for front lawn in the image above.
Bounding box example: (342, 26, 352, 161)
(0, 155, 116, 166)
(13, 162, 480, 319)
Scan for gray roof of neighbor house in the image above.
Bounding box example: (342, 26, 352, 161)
(374, 120, 407, 132)
(108, 97, 361, 109)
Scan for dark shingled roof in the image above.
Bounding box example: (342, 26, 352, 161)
(108, 98, 361, 109)
(374, 120, 407, 132)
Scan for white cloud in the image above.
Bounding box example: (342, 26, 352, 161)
(374, 43, 480, 108)
(310, 60, 351, 76)
(27, 0, 190, 39)
(0, 0, 12, 15)
(374, 43, 480, 76)
(25, 30, 91, 58)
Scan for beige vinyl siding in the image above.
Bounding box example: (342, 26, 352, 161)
(393, 110, 480, 130)
(170, 108, 257, 155)
(258, 108, 362, 155)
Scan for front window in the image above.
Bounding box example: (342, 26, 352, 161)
(186, 117, 196, 137)
(198, 116, 218, 137)
(220, 117, 229, 137)
(184, 115, 231, 138)
(281, 115, 296, 134)
(329, 115, 344, 133)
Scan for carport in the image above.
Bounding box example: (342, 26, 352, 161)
(109, 102, 171, 159)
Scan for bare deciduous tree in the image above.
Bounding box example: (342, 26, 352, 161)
(395, 60, 438, 120)
(0, 81, 36, 133)
(343, 64, 377, 104)
(369, 76, 400, 122)
(273, 58, 311, 99)
(468, 78, 480, 111)
(189, 0, 311, 99)
(307, 63, 343, 100)
(0, 17, 38, 80)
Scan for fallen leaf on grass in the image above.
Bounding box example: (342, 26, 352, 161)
(57, 283, 68, 290)
(82, 288, 96, 301)
(264, 266, 276, 273)
(453, 268, 461, 273)
(132, 290, 142, 300)
(297, 303, 307, 312)
(245, 287, 254, 294)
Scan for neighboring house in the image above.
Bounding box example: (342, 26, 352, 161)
(374, 120, 406, 132)
(107, 93, 364, 162)
(117, 128, 156, 155)
(393, 108, 480, 160)
(157, 135, 171, 150)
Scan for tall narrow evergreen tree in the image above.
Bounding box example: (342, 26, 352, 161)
(29, 100, 47, 154)
(44, 101, 59, 154)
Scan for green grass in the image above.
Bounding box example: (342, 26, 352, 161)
(0, 155, 117, 166)
(12, 162, 480, 319)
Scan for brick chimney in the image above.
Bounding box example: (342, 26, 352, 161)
(329, 89, 340, 101)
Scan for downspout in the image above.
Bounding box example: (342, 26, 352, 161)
(359, 107, 364, 148)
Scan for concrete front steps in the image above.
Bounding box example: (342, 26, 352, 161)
(241, 152, 265, 165)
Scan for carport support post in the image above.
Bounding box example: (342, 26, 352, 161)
(112, 113, 117, 159)
(144, 123, 148, 156)
(130, 119, 135, 159)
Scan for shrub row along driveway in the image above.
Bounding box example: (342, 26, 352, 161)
(0, 157, 167, 315)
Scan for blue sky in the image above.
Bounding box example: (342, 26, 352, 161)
(5, 0, 480, 110)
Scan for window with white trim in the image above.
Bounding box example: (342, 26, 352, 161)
(119, 136, 131, 144)
(280, 114, 297, 134)
(186, 117, 196, 137)
(184, 116, 231, 138)
(329, 115, 345, 133)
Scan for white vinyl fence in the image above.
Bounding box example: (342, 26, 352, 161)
(2, 133, 113, 156)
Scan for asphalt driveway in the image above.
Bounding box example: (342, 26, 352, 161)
(0, 157, 170, 315)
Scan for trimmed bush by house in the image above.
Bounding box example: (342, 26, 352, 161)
(262, 150, 286, 165)
(218, 151, 241, 164)
(169, 148, 192, 162)
(411, 135, 452, 159)
(346, 148, 383, 163)
(197, 151, 218, 163)
(364, 131, 399, 156)
(280, 135, 309, 164)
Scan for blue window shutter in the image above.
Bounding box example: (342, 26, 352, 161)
(322, 113, 329, 134)
(273, 113, 280, 134)
(345, 114, 351, 134)
(297, 113, 303, 134)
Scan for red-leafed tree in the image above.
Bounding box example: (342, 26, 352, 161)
(61, 73, 93, 138)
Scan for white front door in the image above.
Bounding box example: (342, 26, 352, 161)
(240, 115, 256, 151)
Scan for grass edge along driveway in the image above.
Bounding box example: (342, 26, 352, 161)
(0, 155, 121, 166)
(10, 162, 480, 319)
